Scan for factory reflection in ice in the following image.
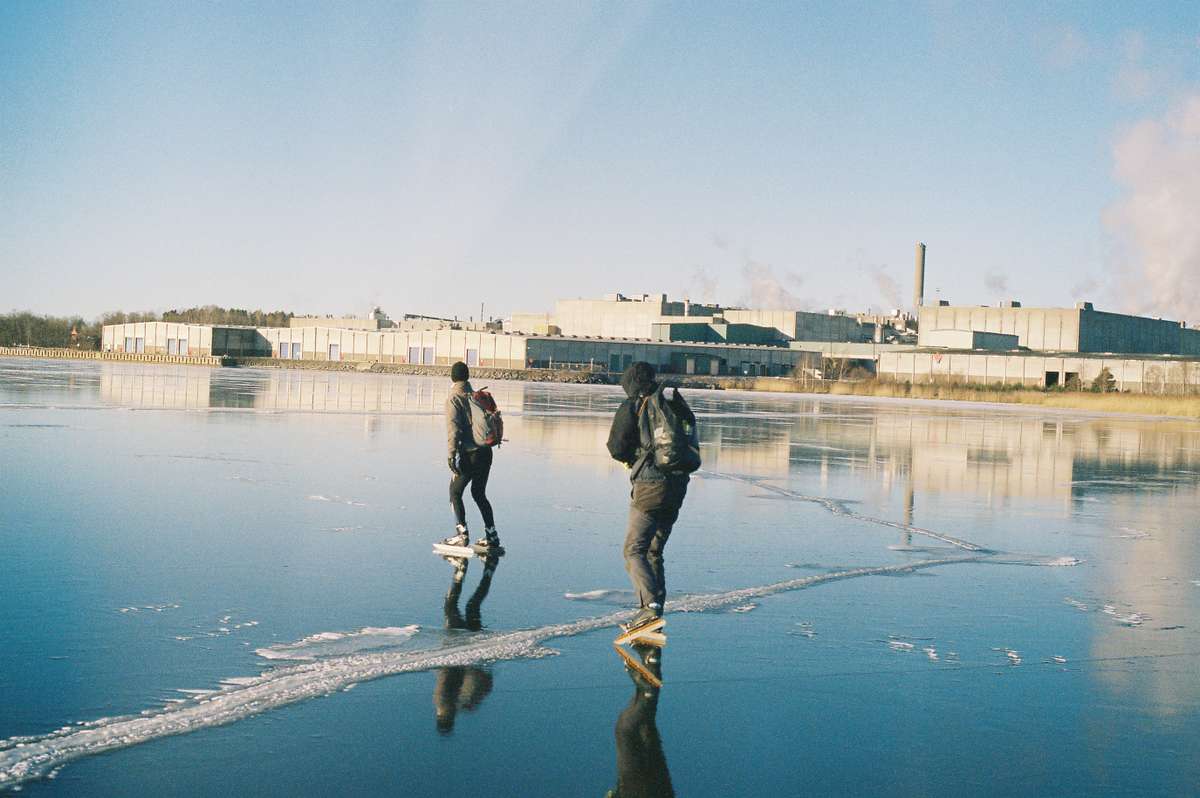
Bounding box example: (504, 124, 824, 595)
(95, 365, 1200, 727)
(98, 367, 1200, 506)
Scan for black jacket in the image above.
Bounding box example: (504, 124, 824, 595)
(607, 368, 691, 512)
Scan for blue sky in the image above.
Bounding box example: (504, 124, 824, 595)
(2, 1, 1199, 322)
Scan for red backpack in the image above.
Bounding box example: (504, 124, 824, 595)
(468, 387, 504, 447)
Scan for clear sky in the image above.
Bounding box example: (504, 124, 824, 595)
(2, 1, 1199, 323)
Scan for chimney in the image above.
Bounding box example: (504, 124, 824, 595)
(913, 242, 926, 312)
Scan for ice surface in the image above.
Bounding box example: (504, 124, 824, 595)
(4, 362, 1200, 796)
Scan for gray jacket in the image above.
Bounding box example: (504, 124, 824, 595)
(446, 380, 479, 457)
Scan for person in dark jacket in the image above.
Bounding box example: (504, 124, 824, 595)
(442, 361, 500, 550)
(606, 361, 693, 637)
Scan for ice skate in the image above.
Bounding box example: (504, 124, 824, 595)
(615, 605, 665, 646)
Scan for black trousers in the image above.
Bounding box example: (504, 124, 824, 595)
(449, 447, 494, 528)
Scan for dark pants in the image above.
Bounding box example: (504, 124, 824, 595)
(623, 504, 679, 609)
(449, 447, 494, 528)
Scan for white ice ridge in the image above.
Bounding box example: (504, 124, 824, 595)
(255, 625, 419, 660)
(0, 556, 980, 788)
(703, 470, 987, 552)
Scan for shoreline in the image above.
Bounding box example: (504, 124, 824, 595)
(3, 348, 1197, 419)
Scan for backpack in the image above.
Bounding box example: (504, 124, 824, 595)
(468, 387, 504, 447)
(637, 386, 700, 474)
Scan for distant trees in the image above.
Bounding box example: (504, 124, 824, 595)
(0, 312, 101, 349)
(1, 305, 294, 350)
(161, 306, 292, 327)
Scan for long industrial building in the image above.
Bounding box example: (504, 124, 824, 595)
(510, 292, 878, 343)
(918, 301, 1200, 355)
(102, 321, 816, 377)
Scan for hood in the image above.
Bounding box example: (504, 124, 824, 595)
(620, 361, 657, 399)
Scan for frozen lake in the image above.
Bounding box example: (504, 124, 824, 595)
(2, 358, 1199, 796)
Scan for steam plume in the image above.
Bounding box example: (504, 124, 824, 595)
(1104, 94, 1200, 323)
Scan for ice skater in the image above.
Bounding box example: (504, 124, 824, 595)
(607, 361, 698, 642)
(442, 361, 501, 551)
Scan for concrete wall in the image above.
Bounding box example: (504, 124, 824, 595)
(878, 350, 1200, 393)
(289, 317, 381, 330)
(723, 309, 873, 342)
(920, 329, 1019, 350)
(258, 327, 529, 368)
(103, 322, 216, 356)
(918, 306, 1082, 351)
(919, 305, 1197, 355)
(552, 298, 671, 339)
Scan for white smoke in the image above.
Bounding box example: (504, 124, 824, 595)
(868, 267, 901, 310)
(741, 260, 806, 309)
(983, 270, 1008, 296)
(1103, 94, 1200, 323)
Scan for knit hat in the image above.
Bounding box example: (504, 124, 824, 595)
(450, 361, 469, 382)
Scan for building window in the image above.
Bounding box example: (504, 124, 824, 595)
(280, 342, 290, 358)
(609, 354, 621, 372)
(292, 343, 302, 359)
(466, 348, 479, 366)
(124, 337, 133, 352)
(329, 343, 340, 361)
(422, 346, 434, 365)
(135, 337, 145, 353)
(407, 346, 420, 364)
(168, 339, 178, 356)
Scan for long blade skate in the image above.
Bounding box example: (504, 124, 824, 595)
(614, 615, 665, 646)
(613, 644, 663, 689)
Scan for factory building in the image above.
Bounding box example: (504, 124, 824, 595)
(878, 349, 1200, 393)
(918, 301, 1200, 356)
(510, 292, 876, 345)
(102, 321, 815, 377)
(101, 322, 263, 357)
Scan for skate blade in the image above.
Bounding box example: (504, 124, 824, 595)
(632, 631, 666, 647)
(470, 544, 505, 557)
(613, 644, 663, 688)
(614, 616, 666, 646)
(432, 543, 475, 558)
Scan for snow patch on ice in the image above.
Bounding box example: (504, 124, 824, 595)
(306, 494, 366, 507)
(254, 625, 419, 661)
(563, 589, 636, 604)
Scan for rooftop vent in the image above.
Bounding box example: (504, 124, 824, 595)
(1076, 301, 1094, 311)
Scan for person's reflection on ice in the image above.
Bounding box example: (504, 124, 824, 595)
(433, 555, 499, 735)
(608, 643, 674, 798)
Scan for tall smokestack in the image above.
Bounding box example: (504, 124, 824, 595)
(913, 242, 926, 312)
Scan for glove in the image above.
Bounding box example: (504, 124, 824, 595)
(448, 453, 461, 475)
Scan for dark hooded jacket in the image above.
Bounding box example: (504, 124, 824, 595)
(607, 363, 691, 513)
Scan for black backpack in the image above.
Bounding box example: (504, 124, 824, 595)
(637, 386, 701, 475)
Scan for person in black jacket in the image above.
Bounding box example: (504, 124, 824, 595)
(606, 361, 694, 638)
